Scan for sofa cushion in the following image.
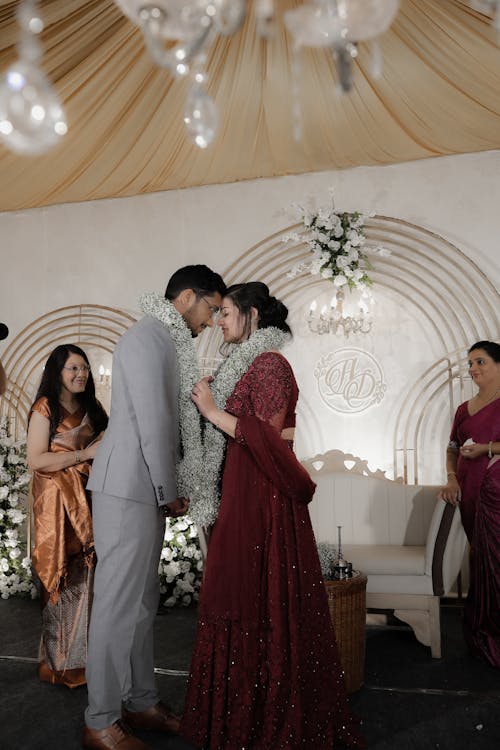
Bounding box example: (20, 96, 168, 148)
(343, 544, 426, 576)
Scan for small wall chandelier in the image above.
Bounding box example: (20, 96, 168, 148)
(113, 0, 401, 148)
(307, 289, 373, 337)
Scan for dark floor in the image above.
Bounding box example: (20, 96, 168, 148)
(0, 598, 499, 750)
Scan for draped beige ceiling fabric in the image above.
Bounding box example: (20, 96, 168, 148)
(0, 0, 500, 212)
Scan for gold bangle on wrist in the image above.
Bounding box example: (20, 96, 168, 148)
(447, 471, 456, 477)
(74, 451, 81, 465)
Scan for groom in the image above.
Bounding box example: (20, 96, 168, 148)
(83, 265, 225, 750)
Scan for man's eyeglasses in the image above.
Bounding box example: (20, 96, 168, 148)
(201, 296, 220, 319)
(63, 365, 91, 374)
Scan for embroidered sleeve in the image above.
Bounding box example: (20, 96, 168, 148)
(246, 353, 294, 433)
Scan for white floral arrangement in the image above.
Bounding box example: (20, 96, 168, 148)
(284, 191, 390, 291)
(159, 515, 203, 607)
(0, 418, 37, 599)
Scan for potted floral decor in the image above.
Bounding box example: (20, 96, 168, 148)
(159, 515, 203, 607)
(0, 418, 35, 599)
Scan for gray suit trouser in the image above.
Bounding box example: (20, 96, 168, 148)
(85, 492, 166, 729)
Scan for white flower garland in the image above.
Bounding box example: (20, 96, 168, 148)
(139, 293, 287, 526)
(139, 293, 202, 500)
(192, 326, 288, 526)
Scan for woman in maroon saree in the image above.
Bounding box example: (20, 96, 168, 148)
(181, 283, 364, 750)
(439, 340, 500, 668)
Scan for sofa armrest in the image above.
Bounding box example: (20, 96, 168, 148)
(425, 500, 467, 595)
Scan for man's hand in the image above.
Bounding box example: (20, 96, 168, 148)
(163, 497, 190, 518)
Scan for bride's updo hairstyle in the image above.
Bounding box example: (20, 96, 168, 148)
(224, 282, 291, 339)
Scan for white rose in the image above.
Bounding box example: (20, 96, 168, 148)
(8, 509, 25, 524)
(321, 268, 333, 279)
(166, 561, 181, 577)
(347, 230, 361, 246)
(7, 453, 20, 465)
(0, 486, 9, 500)
(163, 596, 176, 608)
(352, 268, 364, 282)
(177, 579, 194, 593)
(173, 519, 188, 532)
(333, 274, 348, 288)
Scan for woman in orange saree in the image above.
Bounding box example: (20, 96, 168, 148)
(27, 344, 108, 688)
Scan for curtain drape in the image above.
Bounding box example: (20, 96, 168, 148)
(0, 0, 499, 211)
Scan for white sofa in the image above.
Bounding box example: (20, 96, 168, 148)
(303, 452, 467, 658)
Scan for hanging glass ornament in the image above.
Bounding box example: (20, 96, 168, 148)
(0, 60, 67, 155)
(183, 84, 218, 149)
(0, 0, 67, 156)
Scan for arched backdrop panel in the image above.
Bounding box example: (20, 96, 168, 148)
(0, 305, 138, 439)
(198, 216, 499, 483)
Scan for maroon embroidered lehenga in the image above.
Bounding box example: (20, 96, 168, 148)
(181, 352, 364, 749)
(450, 398, 500, 668)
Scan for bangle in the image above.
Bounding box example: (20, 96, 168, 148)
(488, 441, 493, 459)
(74, 451, 81, 465)
(447, 471, 456, 477)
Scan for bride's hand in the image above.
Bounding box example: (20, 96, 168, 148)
(191, 377, 216, 419)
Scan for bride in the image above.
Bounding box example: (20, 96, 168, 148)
(181, 282, 364, 750)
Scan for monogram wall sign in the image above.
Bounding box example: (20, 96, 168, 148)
(314, 348, 387, 414)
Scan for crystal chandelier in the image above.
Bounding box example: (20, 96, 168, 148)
(307, 289, 373, 337)
(113, 0, 246, 148)
(0, 0, 67, 155)
(113, 0, 400, 148)
(468, 1, 500, 34)
(285, 0, 400, 93)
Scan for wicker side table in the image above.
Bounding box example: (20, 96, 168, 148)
(324, 572, 367, 693)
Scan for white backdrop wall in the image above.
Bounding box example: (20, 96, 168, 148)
(1, 150, 499, 479)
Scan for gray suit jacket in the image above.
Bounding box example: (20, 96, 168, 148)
(87, 315, 180, 507)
